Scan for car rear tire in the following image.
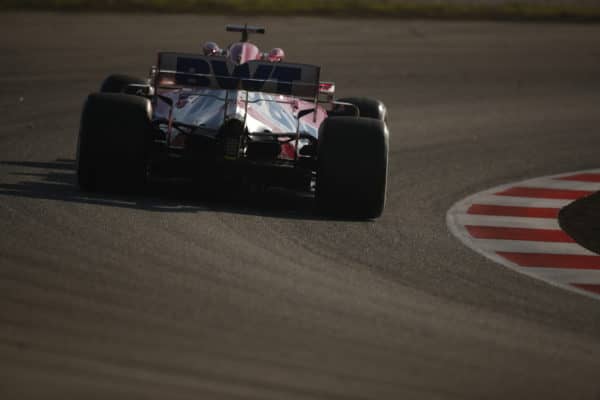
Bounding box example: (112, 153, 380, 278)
(77, 93, 151, 192)
(337, 97, 387, 121)
(100, 74, 146, 93)
(316, 116, 389, 219)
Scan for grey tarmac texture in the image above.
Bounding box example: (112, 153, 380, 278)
(1, 13, 600, 400)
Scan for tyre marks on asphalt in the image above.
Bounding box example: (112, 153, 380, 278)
(447, 170, 600, 301)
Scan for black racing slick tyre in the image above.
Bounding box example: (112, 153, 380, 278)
(100, 74, 146, 93)
(76, 93, 151, 192)
(337, 97, 387, 121)
(316, 116, 389, 219)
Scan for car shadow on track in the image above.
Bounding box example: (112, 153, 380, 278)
(0, 158, 359, 221)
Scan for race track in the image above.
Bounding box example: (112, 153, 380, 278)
(1, 13, 600, 399)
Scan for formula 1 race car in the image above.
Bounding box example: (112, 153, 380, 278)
(76, 24, 389, 218)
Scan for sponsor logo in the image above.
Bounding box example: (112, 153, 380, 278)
(174, 57, 303, 95)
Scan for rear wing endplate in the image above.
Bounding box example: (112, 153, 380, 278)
(156, 52, 320, 99)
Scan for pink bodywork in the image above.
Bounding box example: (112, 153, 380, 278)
(156, 89, 327, 160)
(228, 42, 262, 64)
(153, 41, 327, 161)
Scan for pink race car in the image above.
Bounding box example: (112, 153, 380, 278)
(76, 24, 389, 218)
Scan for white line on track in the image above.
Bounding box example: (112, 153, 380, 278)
(470, 239, 596, 255)
(526, 268, 600, 285)
(454, 214, 560, 229)
(519, 178, 600, 191)
(463, 195, 572, 208)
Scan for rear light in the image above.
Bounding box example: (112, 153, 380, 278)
(224, 136, 240, 159)
(221, 119, 244, 160)
(159, 78, 175, 86)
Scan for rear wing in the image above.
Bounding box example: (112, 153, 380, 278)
(155, 52, 320, 99)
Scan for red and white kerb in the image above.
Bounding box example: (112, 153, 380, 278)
(447, 169, 600, 301)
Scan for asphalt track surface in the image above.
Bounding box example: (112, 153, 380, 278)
(1, 13, 600, 400)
